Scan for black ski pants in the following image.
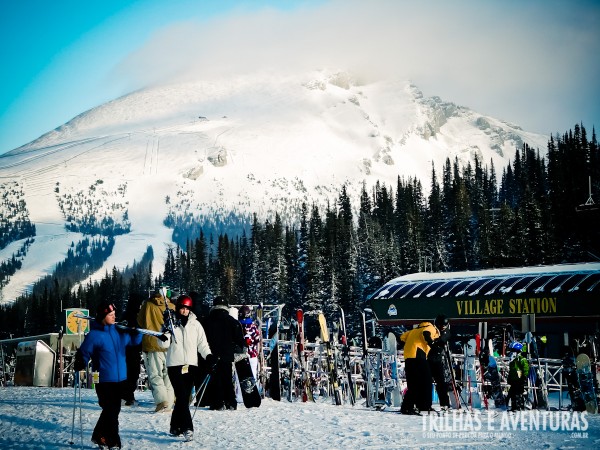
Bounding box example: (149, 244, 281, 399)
(402, 357, 433, 412)
(507, 380, 526, 411)
(93, 381, 126, 448)
(429, 358, 450, 408)
(167, 365, 197, 433)
(209, 359, 236, 410)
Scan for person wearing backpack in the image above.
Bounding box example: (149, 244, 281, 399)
(507, 341, 530, 411)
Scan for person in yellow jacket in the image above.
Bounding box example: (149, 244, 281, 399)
(400, 321, 440, 415)
(137, 291, 176, 412)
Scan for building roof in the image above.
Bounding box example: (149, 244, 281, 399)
(369, 262, 600, 301)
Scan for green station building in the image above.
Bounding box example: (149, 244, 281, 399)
(368, 262, 600, 357)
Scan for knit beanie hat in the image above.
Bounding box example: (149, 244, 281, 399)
(96, 301, 116, 321)
(213, 296, 228, 307)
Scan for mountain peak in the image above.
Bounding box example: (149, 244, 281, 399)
(0, 70, 548, 302)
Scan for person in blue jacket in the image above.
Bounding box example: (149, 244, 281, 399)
(74, 301, 143, 450)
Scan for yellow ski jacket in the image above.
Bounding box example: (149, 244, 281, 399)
(400, 322, 440, 359)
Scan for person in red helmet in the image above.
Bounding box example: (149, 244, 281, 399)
(157, 294, 216, 442)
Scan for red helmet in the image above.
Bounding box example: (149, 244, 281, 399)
(176, 295, 193, 309)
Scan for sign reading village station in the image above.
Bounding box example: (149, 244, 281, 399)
(455, 296, 557, 316)
(371, 292, 597, 323)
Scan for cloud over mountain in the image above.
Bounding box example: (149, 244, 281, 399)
(0, 70, 548, 302)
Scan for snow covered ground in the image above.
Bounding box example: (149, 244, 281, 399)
(0, 387, 598, 449)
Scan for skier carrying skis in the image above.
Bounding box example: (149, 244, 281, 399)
(428, 315, 451, 412)
(157, 294, 216, 442)
(74, 301, 142, 450)
(137, 290, 176, 412)
(399, 321, 440, 415)
(507, 341, 530, 411)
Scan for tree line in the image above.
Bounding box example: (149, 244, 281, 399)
(0, 123, 598, 339)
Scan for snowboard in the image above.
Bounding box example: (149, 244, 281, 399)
(486, 353, 506, 408)
(234, 352, 261, 408)
(268, 305, 284, 401)
(576, 353, 598, 413)
(525, 332, 548, 410)
(287, 319, 296, 402)
(461, 338, 482, 409)
(562, 354, 585, 411)
(385, 332, 402, 407)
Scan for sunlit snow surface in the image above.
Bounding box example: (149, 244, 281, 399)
(0, 387, 599, 449)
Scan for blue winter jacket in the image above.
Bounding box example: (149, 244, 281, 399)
(78, 320, 142, 383)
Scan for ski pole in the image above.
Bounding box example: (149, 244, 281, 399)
(78, 374, 83, 449)
(192, 374, 211, 420)
(69, 375, 78, 446)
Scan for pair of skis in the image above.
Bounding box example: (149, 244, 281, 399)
(72, 313, 168, 339)
(296, 309, 314, 402)
(318, 312, 343, 405)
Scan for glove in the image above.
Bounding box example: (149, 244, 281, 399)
(73, 350, 85, 371)
(206, 354, 219, 375)
(157, 333, 169, 342)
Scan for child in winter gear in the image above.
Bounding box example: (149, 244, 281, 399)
(75, 301, 142, 449)
(507, 341, 530, 411)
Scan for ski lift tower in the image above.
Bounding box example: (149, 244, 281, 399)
(576, 176, 597, 213)
(575, 176, 599, 260)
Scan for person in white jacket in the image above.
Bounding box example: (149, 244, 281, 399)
(157, 294, 216, 442)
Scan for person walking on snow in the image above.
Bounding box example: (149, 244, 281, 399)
(400, 320, 440, 415)
(137, 291, 176, 412)
(157, 294, 216, 442)
(74, 301, 142, 450)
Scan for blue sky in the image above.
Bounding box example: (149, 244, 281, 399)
(1, 0, 599, 154)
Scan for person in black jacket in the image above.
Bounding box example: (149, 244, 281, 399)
(428, 314, 451, 411)
(201, 296, 247, 410)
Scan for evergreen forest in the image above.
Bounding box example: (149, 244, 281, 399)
(0, 123, 598, 339)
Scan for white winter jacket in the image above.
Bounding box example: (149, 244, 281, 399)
(157, 311, 212, 367)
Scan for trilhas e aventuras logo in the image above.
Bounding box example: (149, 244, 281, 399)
(422, 411, 588, 435)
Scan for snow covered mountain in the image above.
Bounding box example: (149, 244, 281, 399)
(0, 70, 549, 303)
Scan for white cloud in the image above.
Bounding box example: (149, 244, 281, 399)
(112, 0, 600, 135)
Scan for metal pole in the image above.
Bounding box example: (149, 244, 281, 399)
(192, 374, 211, 420)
